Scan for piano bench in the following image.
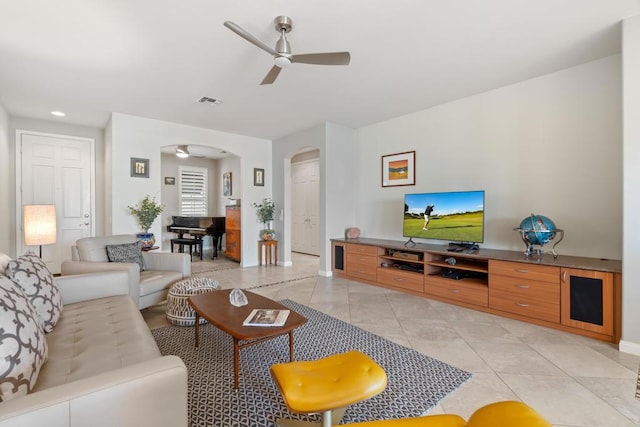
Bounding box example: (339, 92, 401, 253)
(170, 238, 203, 261)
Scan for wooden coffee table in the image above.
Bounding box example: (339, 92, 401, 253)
(188, 289, 307, 390)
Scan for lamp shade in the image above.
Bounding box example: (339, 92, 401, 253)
(23, 204, 57, 246)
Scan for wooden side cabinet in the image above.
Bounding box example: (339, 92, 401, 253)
(561, 268, 614, 337)
(225, 205, 241, 262)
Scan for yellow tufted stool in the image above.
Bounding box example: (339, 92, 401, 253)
(342, 401, 552, 427)
(270, 350, 388, 427)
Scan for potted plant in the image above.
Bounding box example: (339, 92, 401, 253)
(128, 195, 164, 248)
(252, 197, 276, 240)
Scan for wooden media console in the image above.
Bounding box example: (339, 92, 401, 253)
(331, 237, 622, 343)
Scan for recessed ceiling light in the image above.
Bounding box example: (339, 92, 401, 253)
(50, 111, 65, 117)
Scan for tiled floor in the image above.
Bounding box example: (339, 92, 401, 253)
(142, 252, 640, 427)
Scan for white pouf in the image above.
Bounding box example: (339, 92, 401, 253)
(166, 277, 221, 326)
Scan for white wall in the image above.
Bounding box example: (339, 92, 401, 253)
(108, 113, 270, 266)
(324, 123, 356, 274)
(354, 55, 622, 260)
(0, 102, 10, 254)
(272, 122, 356, 273)
(622, 15, 640, 354)
(217, 155, 242, 215)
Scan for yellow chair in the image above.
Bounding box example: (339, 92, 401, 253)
(270, 350, 388, 427)
(342, 401, 552, 427)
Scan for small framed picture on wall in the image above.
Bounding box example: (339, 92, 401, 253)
(223, 172, 232, 196)
(381, 151, 415, 187)
(254, 168, 264, 186)
(131, 158, 149, 178)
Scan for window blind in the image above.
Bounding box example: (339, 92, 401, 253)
(179, 166, 208, 216)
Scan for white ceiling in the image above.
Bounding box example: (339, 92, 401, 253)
(1, 0, 639, 140)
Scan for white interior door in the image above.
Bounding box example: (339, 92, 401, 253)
(17, 131, 95, 273)
(291, 160, 320, 255)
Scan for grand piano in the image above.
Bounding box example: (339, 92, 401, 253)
(167, 216, 226, 259)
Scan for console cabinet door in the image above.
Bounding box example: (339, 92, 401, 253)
(561, 268, 613, 336)
(225, 206, 241, 262)
(332, 241, 347, 276)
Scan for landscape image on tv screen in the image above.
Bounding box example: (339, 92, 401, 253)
(403, 190, 485, 243)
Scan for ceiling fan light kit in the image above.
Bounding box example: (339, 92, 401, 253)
(176, 145, 190, 158)
(224, 15, 351, 84)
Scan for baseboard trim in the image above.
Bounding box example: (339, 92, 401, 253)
(318, 269, 332, 277)
(619, 339, 640, 356)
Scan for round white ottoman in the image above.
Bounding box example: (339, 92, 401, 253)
(166, 277, 221, 326)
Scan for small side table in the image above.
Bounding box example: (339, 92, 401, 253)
(258, 240, 278, 266)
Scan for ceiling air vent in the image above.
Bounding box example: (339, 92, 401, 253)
(197, 96, 222, 105)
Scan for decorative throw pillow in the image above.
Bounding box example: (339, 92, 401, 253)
(106, 241, 145, 272)
(5, 251, 63, 333)
(0, 252, 11, 272)
(0, 274, 48, 402)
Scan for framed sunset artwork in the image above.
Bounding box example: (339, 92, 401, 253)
(381, 151, 415, 187)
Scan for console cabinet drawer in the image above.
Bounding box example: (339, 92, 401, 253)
(346, 253, 377, 281)
(425, 277, 488, 307)
(377, 268, 424, 292)
(347, 243, 378, 256)
(489, 260, 559, 283)
(489, 275, 560, 322)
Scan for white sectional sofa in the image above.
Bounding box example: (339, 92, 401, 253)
(61, 235, 191, 309)
(0, 254, 188, 427)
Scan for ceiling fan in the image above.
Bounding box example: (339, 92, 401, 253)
(175, 145, 205, 159)
(224, 16, 351, 85)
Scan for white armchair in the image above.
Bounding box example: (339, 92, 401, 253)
(61, 235, 191, 309)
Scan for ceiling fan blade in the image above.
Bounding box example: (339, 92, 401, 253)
(291, 52, 351, 65)
(224, 21, 276, 56)
(260, 65, 282, 85)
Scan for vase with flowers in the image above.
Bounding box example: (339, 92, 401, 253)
(128, 195, 164, 248)
(252, 197, 276, 241)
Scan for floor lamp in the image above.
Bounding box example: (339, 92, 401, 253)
(23, 204, 57, 258)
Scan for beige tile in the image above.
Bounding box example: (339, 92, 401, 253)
(451, 321, 522, 344)
(412, 340, 493, 374)
(499, 373, 638, 427)
(530, 343, 637, 379)
(576, 377, 640, 425)
(469, 342, 566, 376)
(400, 318, 464, 344)
(437, 372, 519, 420)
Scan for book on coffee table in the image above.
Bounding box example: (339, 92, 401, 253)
(243, 309, 290, 327)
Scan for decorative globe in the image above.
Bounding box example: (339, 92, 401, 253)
(514, 214, 564, 258)
(518, 214, 556, 246)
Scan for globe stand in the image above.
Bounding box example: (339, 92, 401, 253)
(514, 228, 564, 259)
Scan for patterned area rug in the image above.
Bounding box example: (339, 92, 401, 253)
(151, 300, 472, 427)
(636, 364, 640, 401)
(190, 257, 240, 274)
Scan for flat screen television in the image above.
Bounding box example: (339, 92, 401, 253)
(403, 190, 485, 245)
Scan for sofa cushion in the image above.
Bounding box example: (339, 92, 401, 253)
(34, 295, 161, 391)
(76, 235, 137, 262)
(0, 275, 48, 402)
(106, 241, 145, 272)
(139, 270, 183, 297)
(5, 252, 63, 332)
